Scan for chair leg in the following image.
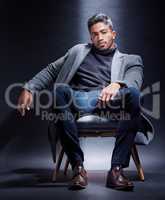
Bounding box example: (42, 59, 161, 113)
(64, 158, 70, 175)
(131, 144, 145, 181)
(52, 147, 65, 182)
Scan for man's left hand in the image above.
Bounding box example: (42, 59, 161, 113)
(97, 83, 121, 107)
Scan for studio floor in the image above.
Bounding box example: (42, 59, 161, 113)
(0, 167, 165, 200)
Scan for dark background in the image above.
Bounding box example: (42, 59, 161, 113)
(0, 0, 163, 199)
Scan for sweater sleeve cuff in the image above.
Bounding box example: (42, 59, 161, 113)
(113, 80, 128, 88)
(22, 82, 36, 95)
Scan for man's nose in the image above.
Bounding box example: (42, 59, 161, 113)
(98, 34, 103, 41)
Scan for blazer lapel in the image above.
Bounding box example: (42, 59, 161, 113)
(65, 45, 91, 83)
(111, 50, 124, 82)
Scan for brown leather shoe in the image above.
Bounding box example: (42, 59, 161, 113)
(68, 165, 88, 190)
(106, 166, 134, 191)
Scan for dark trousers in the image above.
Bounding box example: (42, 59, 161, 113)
(54, 84, 140, 169)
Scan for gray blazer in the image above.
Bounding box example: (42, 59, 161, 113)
(24, 43, 154, 155)
(24, 43, 144, 91)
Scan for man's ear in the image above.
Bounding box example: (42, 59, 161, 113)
(90, 34, 93, 43)
(112, 31, 117, 40)
(90, 36, 93, 42)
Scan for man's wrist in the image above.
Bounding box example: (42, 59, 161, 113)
(110, 82, 121, 88)
(114, 82, 127, 88)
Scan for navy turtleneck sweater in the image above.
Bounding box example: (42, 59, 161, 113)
(70, 45, 117, 91)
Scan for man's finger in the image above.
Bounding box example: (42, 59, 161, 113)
(105, 93, 111, 102)
(18, 104, 26, 116)
(27, 95, 33, 110)
(111, 91, 117, 100)
(21, 108, 25, 116)
(102, 93, 107, 102)
(26, 105, 31, 110)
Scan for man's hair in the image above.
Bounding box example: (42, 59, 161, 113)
(87, 13, 113, 31)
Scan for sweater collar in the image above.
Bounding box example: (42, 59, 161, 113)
(91, 43, 117, 56)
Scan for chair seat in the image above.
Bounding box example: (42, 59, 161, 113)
(76, 114, 118, 133)
(76, 114, 152, 145)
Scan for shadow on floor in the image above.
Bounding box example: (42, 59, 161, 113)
(0, 168, 70, 188)
(0, 167, 153, 189)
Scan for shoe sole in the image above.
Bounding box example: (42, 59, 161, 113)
(68, 183, 86, 190)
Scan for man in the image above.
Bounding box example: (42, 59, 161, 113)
(17, 13, 144, 190)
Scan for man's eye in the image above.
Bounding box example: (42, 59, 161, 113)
(102, 31, 107, 34)
(93, 34, 97, 37)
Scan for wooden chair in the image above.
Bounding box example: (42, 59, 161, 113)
(50, 114, 145, 182)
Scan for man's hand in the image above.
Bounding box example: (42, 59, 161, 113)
(17, 89, 33, 116)
(97, 83, 121, 107)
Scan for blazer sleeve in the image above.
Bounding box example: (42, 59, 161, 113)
(117, 55, 144, 90)
(23, 52, 69, 94)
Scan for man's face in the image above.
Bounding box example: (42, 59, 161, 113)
(90, 22, 116, 50)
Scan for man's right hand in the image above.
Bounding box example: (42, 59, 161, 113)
(17, 89, 33, 116)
